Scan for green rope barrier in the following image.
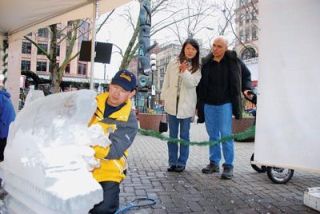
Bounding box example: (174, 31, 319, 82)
(138, 125, 255, 146)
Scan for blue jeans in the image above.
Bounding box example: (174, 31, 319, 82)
(167, 114, 191, 167)
(204, 103, 234, 167)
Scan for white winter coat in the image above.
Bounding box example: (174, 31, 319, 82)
(160, 59, 201, 119)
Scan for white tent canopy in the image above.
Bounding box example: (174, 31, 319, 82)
(0, 0, 130, 41)
(0, 0, 131, 110)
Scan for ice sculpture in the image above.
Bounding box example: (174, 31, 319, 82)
(1, 89, 108, 214)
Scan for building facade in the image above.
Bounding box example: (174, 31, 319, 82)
(234, 0, 259, 84)
(234, 0, 259, 59)
(154, 43, 181, 92)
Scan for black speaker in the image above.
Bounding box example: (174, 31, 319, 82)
(79, 41, 113, 64)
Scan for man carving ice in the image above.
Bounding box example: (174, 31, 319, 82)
(88, 70, 138, 214)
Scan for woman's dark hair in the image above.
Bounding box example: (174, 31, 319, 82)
(178, 38, 200, 73)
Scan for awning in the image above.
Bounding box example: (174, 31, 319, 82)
(0, 0, 131, 41)
(38, 74, 108, 84)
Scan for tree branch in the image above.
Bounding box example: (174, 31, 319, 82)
(97, 9, 115, 34)
(23, 36, 52, 60)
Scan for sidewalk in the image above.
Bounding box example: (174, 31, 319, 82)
(120, 123, 320, 213)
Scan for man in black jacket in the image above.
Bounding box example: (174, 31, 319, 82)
(197, 36, 252, 179)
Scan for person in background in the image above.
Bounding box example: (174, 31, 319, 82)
(0, 84, 16, 162)
(89, 70, 138, 214)
(161, 38, 201, 173)
(197, 36, 252, 179)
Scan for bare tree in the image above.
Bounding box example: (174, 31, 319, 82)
(167, 0, 219, 45)
(118, 0, 208, 70)
(165, 0, 260, 53)
(144, 0, 242, 51)
(24, 21, 86, 93)
(24, 10, 115, 93)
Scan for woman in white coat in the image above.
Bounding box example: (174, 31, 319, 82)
(161, 38, 201, 172)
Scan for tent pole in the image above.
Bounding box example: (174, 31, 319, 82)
(89, 0, 97, 90)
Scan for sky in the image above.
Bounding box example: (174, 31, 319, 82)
(94, 1, 140, 81)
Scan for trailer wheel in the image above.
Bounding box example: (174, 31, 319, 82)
(266, 167, 294, 184)
(250, 153, 267, 173)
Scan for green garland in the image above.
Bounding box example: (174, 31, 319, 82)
(138, 126, 255, 146)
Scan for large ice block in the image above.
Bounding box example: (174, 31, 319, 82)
(1, 89, 107, 214)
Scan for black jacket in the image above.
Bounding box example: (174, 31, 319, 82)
(197, 50, 252, 122)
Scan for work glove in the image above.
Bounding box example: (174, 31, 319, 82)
(79, 146, 100, 171)
(88, 124, 112, 147)
(83, 156, 100, 171)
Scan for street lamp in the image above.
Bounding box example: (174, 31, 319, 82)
(150, 54, 156, 96)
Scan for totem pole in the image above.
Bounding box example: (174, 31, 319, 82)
(136, 0, 152, 111)
(138, 0, 152, 78)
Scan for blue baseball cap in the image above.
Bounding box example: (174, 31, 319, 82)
(111, 69, 137, 91)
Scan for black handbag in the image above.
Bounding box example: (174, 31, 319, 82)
(159, 114, 168, 133)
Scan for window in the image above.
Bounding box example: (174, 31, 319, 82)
(37, 43, 48, 55)
(65, 44, 69, 56)
(21, 60, 31, 71)
(56, 27, 62, 39)
(252, 26, 258, 40)
(67, 20, 77, 41)
(251, 10, 257, 21)
(38, 28, 49, 38)
(56, 45, 60, 57)
(67, 21, 74, 27)
(245, 28, 250, 42)
(78, 21, 90, 49)
(160, 58, 165, 66)
(56, 31, 62, 39)
(239, 14, 244, 26)
(65, 64, 70, 74)
(22, 42, 31, 54)
(160, 68, 165, 88)
(77, 63, 87, 75)
(160, 68, 165, 78)
(241, 47, 257, 60)
(166, 56, 171, 64)
(37, 61, 47, 72)
(67, 30, 72, 41)
(245, 12, 250, 23)
(239, 30, 245, 43)
(240, 0, 248, 6)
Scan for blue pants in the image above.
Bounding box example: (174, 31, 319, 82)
(89, 181, 120, 214)
(167, 114, 191, 167)
(204, 103, 234, 167)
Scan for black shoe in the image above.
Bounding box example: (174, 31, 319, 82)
(167, 165, 176, 172)
(221, 166, 233, 179)
(201, 163, 219, 174)
(174, 165, 185, 172)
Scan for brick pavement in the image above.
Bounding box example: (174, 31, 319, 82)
(120, 123, 320, 214)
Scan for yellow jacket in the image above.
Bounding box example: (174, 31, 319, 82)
(88, 92, 138, 183)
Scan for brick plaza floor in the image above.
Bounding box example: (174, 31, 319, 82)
(120, 123, 320, 214)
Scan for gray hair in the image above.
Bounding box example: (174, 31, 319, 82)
(212, 36, 229, 48)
